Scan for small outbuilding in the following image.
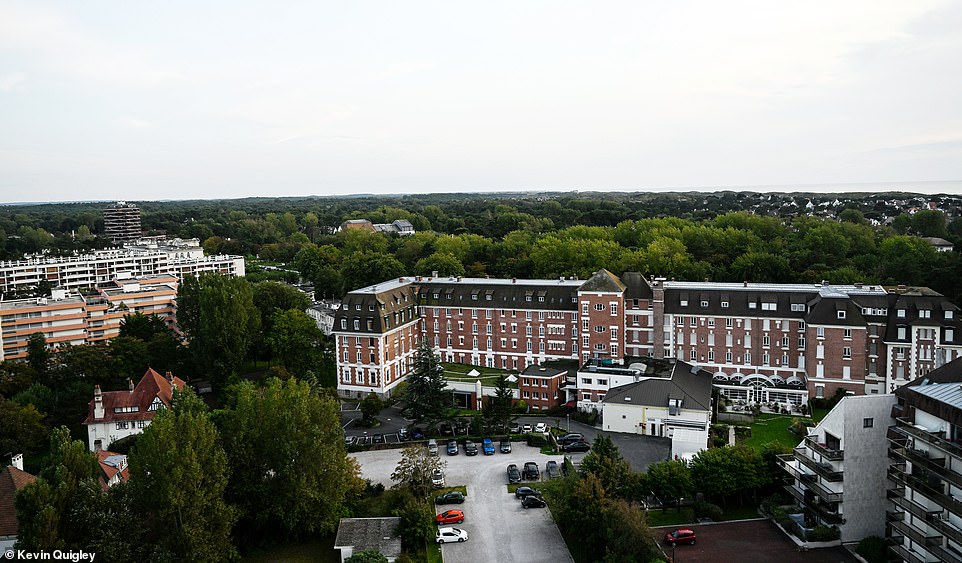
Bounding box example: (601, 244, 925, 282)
(333, 517, 402, 563)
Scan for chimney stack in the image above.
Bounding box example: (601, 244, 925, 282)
(128, 378, 134, 392)
(11, 453, 23, 471)
(165, 371, 174, 383)
(94, 385, 104, 420)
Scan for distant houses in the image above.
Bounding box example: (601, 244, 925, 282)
(339, 219, 415, 236)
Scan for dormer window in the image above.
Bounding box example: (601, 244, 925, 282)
(700, 300, 709, 308)
(837, 310, 846, 319)
(721, 301, 729, 308)
(947, 311, 955, 320)
(897, 309, 906, 318)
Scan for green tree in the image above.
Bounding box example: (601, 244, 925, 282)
(580, 435, 633, 498)
(178, 273, 260, 390)
(218, 378, 363, 541)
(391, 445, 445, 499)
(128, 388, 237, 561)
(642, 459, 693, 508)
(341, 251, 406, 292)
(392, 494, 435, 552)
(119, 312, 170, 341)
(483, 374, 514, 432)
(414, 252, 465, 277)
(912, 210, 948, 238)
(602, 498, 661, 562)
(253, 280, 311, 334)
(404, 342, 454, 430)
(27, 333, 50, 379)
(266, 309, 324, 377)
(360, 392, 385, 424)
(0, 398, 48, 465)
(14, 427, 100, 551)
(689, 445, 768, 505)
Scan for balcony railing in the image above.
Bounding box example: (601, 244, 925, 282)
(804, 435, 843, 461)
(892, 494, 942, 522)
(890, 519, 942, 547)
(927, 512, 962, 546)
(793, 448, 843, 481)
(890, 543, 931, 563)
(896, 417, 962, 460)
(783, 484, 844, 524)
(901, 471, 962, 519)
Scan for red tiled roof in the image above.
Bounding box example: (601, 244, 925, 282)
(84, 368, 187, 425)
(0, 466, 36, 537)
(97, 450, 129, 490)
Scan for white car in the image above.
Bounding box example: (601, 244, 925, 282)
(534, 422, 547, 433)
(436, 527, 468, 543)
(522, 424, 532, 433)
(432, 469, 445, 488)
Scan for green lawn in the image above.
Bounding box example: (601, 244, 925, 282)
(442, 362, 519, 387)
(241, 537, 339, 563)
(742, 413, 804, 450)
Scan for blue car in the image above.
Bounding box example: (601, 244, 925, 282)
(482, 438, 495, 455)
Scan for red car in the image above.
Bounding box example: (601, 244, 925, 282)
(664, 528, 696, 545)
(436, 509, 465, 524)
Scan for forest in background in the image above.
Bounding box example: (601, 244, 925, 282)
(1, 191, 960, 303)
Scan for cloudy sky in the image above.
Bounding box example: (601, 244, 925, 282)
(1, 1, 960, 202)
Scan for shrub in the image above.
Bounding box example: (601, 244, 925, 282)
(856, 536, 888, 563)
(807, 525, 840, 542)
(527, 433, 548, 447)
(758, 494, 782, 517)
(693, 500, 723, 521)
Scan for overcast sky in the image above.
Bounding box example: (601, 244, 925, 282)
(1, 1, 961, 203)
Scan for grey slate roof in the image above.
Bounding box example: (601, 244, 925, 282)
(579, 269, 626, 293)
(602, 359, 713, 412)
(334, 517, 402, 559)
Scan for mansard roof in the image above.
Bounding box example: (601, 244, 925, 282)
(602, 359, 713, 412)
(579, 269, 626, 293)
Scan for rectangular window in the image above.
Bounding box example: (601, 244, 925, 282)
(721, 301, 729, 308)
(707, 318, 715, 328)
(708, 350, 714, 362)
(843, 328, 851, 339)
(843, 346, 852, 358)
(690, 349, 697, 361)
(863, 417, 873, 428)
(610, 303, 618, 316)
(817, 327, 825, 338)
(726, 318, 733, 328)
(725, 351, 732, 363)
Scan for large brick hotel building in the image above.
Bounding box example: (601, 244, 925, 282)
(333, 270, 962, 406)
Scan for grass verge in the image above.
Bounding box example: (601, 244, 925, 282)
(743, 413, 802, 450)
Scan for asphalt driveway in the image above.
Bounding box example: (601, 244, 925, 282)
(352, 444, 574, 563)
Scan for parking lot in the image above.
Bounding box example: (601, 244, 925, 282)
(651, 520, 859, 563)
(352, 444, 575, 563)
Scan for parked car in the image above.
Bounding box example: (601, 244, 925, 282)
(398, 427, 409, 441)
(545, 460, 560, 479)
(522, 496, 548, 509)
(427, 439, 439, 456)
(372, 433, 385, 444)
(436, 509, 464, 524)
(522, 424, 532, 433)
(464, 440, 479, 456)
(344, 436, 356, 446)
(523, 462, 540, 480)
(411, 428, 425, 440)
(432, 469, 445, 488)
(534, 422, 547, 433)
(500, 439, 512, 453)
(447, 440, 459, 455)
(557, 433, 584, 446)
(436, 527, 468, 543)
(482, 438, 495, 455)
(562, 441, 591, 453)
(506, 464, 522, 484)
(514, 486, 542, 499)
(509, 422, 521, 433)
(664, 528, 697, 545)
(435, 491, 465, 504)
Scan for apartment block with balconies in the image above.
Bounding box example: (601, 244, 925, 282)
(887, 359, 962, 562)
(779, 393, 896, 542)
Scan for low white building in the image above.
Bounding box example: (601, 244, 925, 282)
(84, 368, 187, 451)
(600, 359, 713, 459)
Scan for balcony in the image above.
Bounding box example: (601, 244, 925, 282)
(890, 543, 930, 563)
(783, 484, 844, 525)
(794, 448, 843, 481)
(804, 435, 843, 461)
(927, 512, 962, 546)
(900, 471, 962, 518)
(892, 494, 942, 522)
(890, 519, 942, 547)
(896, 417, 962, 460)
